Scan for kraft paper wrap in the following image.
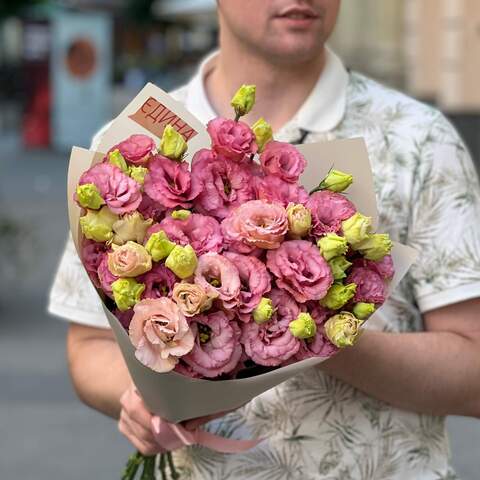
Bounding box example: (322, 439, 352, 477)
(67, 83, 417, 423)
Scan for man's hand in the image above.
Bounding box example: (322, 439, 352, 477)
(119, 384, 226, 455)
(119, 385, 159, 455)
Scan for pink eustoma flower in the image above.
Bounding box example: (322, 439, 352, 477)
(346, 266, 387, 305)
(114, 308, 134, 330)
(207, 117, 257, 162)
(115, 134, 155, 166)
(352, 255, 395, 279)
(241, 288, 300, 366)
(129, 298, 194, 373)
(78, 162, 142, 214)
(194, 253, 241, 309)
(266, 240, 333, 303)
(295, 302, 338, 360)
(223, 251, 271, 321)
(174, 361, 203, 379)
(153, 213, 223, 255)
(182, 311, 243, 378)
(137, 195, 165, 222)
(191, 149, 255, 220)
(221, 199, 288, 250)
(138, 263, 177, 300)
(306, 190, 356, 237)
(260, 141, 306, 183)
(97, 253, 118, 298)
(144, 154, 201, 209)
(82, 240, 108, 287)
(255, 174, 309, 207)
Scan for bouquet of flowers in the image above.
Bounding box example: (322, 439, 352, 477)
(68, 84, 415, 479)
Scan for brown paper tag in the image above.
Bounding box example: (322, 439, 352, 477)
(96, 83, 210, 163)
(128, 96, 199, 141)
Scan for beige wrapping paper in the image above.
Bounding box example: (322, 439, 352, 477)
(67, 84, 417, 423)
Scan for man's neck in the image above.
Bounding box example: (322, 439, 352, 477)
(204, 36, 326, 132)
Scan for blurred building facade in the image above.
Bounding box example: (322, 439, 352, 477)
(0, 0, 479, 160)
(330, 0, 480, 163)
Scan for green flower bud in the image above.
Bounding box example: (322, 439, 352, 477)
(129, 166, 149, 185)
(252, 297, 275, 324)
(171, 209, 191, 221)
(318, 169, 353, 192)
(357, 233, 393, 261)
(289, 312, 317, 339)
(286, 203, 312, 238)
(252, 117, 273, 152)
(328, 256, 352, 280)
(112, 212, 153, 245)
(111, 278, 145, 312)
(317, 233, 348, 261)
(160, 124, 187, 160)
(79, 206, 118, 243)
(341, 212, 372, 248)
(320, 283, 357, 310)
(352, 302, 376, 320)
(108, 149, 129, 173)
(165, 244, 198, 279)
(145, 230, 176, 262)
(76, 183, 105, 210)
(231, 84, 256, 119)
(324, 311, 363, 348)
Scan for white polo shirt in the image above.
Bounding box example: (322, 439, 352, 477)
(49, 47, 480, 479)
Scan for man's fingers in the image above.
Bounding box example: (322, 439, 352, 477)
(118, 414, 160, 456)
(128, 403, 154, 430)
(120, 410, 157, 445)
(120, 386, 154, 430)
(128, 434, 159, 456)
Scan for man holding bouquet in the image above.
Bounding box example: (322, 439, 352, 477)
(50, 1, 480, 478)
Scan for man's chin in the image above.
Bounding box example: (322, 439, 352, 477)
(262, 42, 324, 66)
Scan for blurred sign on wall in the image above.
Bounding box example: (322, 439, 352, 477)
(51, 11, 112, 150)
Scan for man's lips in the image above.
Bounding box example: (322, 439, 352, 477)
(275, 6, 319, 20)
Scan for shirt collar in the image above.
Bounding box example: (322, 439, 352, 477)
(183, 46, 349, 133)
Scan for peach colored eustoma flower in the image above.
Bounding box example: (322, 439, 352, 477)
(221, 199, 288, 250)
(107, 241, 152, 277)
(129, 298, 194, 372)
(194, 253, 241, 309)
(172, 282, 215, 317)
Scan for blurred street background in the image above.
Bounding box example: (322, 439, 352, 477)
(1, 0, 479, 479)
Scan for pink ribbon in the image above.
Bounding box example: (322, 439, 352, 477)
(151, 416, 261, 454)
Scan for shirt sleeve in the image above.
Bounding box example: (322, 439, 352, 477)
(48, 235, 109, 328)
(407, 112, 480, 313)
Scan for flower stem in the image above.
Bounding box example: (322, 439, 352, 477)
(166, 451, 180, 479)
(122, 451, 143, 480)
(140, 455, 156, 480)
(234, 112, 241, 122)
(158, 453, 167, 480)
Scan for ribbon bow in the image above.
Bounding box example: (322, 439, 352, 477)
(151, 416, 261, 454)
